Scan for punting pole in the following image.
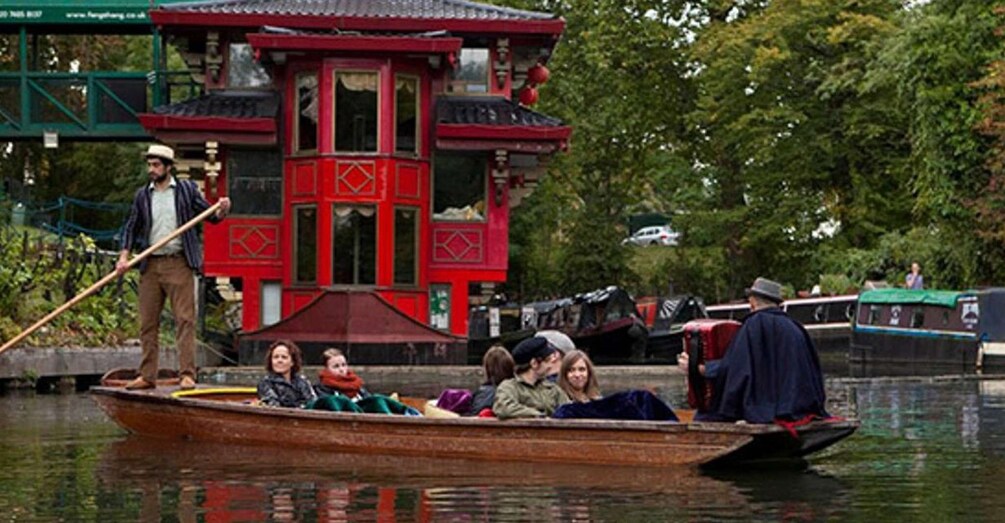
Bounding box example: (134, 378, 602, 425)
(0, 201, 223, 356)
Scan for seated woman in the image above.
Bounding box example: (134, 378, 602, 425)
(552, 350, 677, 422)
(557, 350, 602, 403)
(315, 348, 369, 401)
(311, 348, 419, 416)
(257, 340, 317, 408)
(466, 345, 516, 416)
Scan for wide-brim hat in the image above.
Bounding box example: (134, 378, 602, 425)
(745, 277, 784, 304)
(144, 144, 175, 162)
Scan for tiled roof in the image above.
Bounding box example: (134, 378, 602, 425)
(161, 0, 557, 21)
(437, 97, 563, 127)
(153, 91, 279, 119)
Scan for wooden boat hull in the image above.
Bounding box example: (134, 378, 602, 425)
(90, 386, 858, 468)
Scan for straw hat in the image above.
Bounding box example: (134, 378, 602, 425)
(144, 144, 175, 162)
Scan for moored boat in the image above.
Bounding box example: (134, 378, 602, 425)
(707, 295, 857, 355)
(90, 386, 859, 468)
(467, 286, 649, 364)
(850, 288, 1005, 372)
(638, 295, 708, 363)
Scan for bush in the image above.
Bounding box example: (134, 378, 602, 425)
(0, 227, 138, 347)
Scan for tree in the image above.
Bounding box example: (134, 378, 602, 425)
(685, 0, 912, 293)
(500, 0, 696, 297)
(880, 0, 1003, 287)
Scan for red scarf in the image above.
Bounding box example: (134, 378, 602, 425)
(319, 369, 365, 398)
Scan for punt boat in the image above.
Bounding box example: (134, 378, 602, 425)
(90, 386, 858, 469)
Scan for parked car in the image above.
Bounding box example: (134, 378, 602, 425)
(622, 225, 679, 246)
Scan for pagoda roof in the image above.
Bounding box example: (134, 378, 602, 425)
(435, 97, 571, 152)
(138, 90, 279, 144)
(152, 0, 565, 35)
(152, 90, 279, 119)
(437, 96, 563, 127)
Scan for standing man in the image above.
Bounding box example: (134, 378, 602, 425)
(117, 144, 231, 390)
(493, 336, 570, 419)
(905, 262, 924, 290)
(678, 277, 828, 423)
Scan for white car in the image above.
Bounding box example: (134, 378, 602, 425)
(622, 225, 679, 246)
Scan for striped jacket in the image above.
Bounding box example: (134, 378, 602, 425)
(120, 177, 221, 274)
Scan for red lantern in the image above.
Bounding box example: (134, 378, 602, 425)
(519, 86, 539, 106)
(527, 64, 550, 85)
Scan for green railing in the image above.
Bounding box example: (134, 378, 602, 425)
(0, 70, 201, 140)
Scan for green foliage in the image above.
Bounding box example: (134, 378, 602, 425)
(503, 0, 695, 299)
(0, 227, 138, 347)
(505, 0, 1004, 300)
(819, 274, 855, 295)
(653, 246, 733, 304)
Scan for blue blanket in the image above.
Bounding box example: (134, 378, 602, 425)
(552, 390, 679, 422)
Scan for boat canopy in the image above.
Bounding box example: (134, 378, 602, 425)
(858, 289, 970, 308)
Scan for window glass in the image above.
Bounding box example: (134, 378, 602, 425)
(868, 305, 881, 325)
(227, 148, 283, 215)
(433, 154, 486, 221)
(333, 205, 376, 285)
(334, 71, 378, 152)
(261, 281, 282, 327)
(227, 43, 271, 88)
(911, 308, 925, 328)
(448, 48, 489, 94)
(394, 207, 418, 285)
(395, 76, 419, 154)
(294, 206, 317, 284)
(296, 72, 318, 152)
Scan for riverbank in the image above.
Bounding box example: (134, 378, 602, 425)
(0, 345, 682, 394)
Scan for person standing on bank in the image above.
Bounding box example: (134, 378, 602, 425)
(905, 262, 924, 290)
(677, 277, 828, 423)
(117, 144, 231, 390)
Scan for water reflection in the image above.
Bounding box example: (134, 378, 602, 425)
(88, 433, 866, 521)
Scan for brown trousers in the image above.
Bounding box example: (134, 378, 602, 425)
(138, 256, 197, 382)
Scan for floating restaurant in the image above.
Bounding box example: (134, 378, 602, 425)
(127, 0, 572, 364)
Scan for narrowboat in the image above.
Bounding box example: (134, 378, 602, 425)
(637, 295, 709, 363)
(467, 286, 649, 364)
(850, 288, 1005, 372)
(707, 295, 857, 354)
(536, 287, 649, 363)
(465, 303, 534, 364)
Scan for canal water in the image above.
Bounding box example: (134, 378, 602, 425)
(2, 375, 1004, 521)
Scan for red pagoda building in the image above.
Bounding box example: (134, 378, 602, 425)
(138, 0, 571, 364)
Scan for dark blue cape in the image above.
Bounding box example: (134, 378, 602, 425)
(696, 308, 828, 423)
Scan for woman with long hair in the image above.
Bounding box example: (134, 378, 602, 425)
(467, 345, 515, 415)
(558, 350, 602, 403)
